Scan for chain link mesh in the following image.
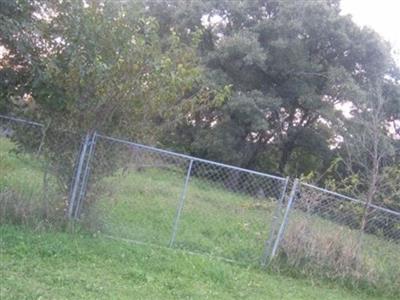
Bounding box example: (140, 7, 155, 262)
(277, 182, 400, 291)
(81, 134, 287, 264)
(176, 160, 287, 263)
(2, 114, 399, 280)
(81, 136, 190, 246)
(0, 115, 81, 227)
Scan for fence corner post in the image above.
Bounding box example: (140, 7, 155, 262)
(169, 159, 194, 247)
(269, 178, 299, 262)
(261, 176, 289, 267)
(67, 132, 91, 220)
(74, 131, 98, 219)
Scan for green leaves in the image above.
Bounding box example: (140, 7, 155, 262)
(1, 1, 230, 189)
(148, 0, 399, 178)
(24, 2, 209, 142)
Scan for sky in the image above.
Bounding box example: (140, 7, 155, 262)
(339, 0, 400, 138)
(340, 0, 400, 66)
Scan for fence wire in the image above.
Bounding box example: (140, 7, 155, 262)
(277, 182, 400, 291)
(0, 115, 82, 227)
(1, 114, 400, 289)
(81, 135, 190, 247)
(80, 134, 288, 264)
(175, 159, 287, 263)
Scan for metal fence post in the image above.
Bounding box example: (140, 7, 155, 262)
(261, 176, 289, 266)
(74, 131, 98, 219)
(67, 133, 90, 219)
(169, 159, 194, 247)
(36, 125, 47, 156)
(270, 178, 299, 260)
(67, 136, 85, 206)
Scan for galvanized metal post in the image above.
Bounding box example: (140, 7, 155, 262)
(74, 131, 98, 219)
(67, 133, 90, 219)
(270, 178, 299, 260)
(67, 136, 85, 205)
(260, 177, 289, 266)
(36, 125, 46, 156)
(169, 159, 194, 247)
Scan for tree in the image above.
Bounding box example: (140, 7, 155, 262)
(1, 0, 224, 189)
(322, 82, 400, 239)
(147, 0, 399, 178)
(0, 0, 47, 114)
(344, 86, 396, 229)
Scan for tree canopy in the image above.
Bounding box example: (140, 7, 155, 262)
(1, 0, 399, 206)
(145, 0, 399, 178)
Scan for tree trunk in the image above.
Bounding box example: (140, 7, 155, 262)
(357, 113, 380, 254)
(278, 141, 295, 174)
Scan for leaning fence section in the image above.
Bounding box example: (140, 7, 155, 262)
(274, 181, 400, 291)
(0, 115, 82, 227)
(0, 115, 48, 225)
(1, 114, 400, 286)
(173, 158, 288, 264)
(78, 134, 288, 264)
(79, 134, 191, 247)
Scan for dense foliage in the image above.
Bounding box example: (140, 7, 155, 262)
(1, 0, 399, 208)
(0, 0, 226, 186)
(145, 0, 399, 174)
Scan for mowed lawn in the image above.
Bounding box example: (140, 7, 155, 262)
(0, 225, 390, 300)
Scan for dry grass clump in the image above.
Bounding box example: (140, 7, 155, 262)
(277, 218, 376, 283)
(0, 188, 65, 229)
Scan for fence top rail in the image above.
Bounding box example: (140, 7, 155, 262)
(96, 133, 286, 182)
(1, 116, 397, 217)
(369, 203, 400, 217)
(300, 182, 400, 217)
(0, 114, 44, 127)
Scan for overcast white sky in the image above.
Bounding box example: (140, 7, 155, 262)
(340, 0, 400, 66)
(341, 0, 400, 137)
(3, 1, 400, 66)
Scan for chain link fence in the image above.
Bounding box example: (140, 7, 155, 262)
(0, 115, 81, 227)
(276, 181, 400, 292)
(78, 134, 288, 264)
(1, 114, 399, 291)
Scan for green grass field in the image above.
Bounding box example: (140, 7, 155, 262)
(89, 167, 278, 264)
(87, 156, 400, 294)
(1, 137, 399, 299)
(0, 225, 391, 300)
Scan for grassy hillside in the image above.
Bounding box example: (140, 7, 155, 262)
(0, 225, 390, 300)
(1, 137, 399, 298)
(0, 138, 61, 226)
(86, 157, 400, 295)
(88, 168, 279, 264)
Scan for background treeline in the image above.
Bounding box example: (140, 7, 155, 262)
(1, 0, 399, 212)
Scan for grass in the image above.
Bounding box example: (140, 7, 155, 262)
(1, 137, 399, 298)
(0, 138, 62, 226)
(89, 168, 276, 264)
(283, 211, 400, 278)
(87, 163, 400, 295)
(0, 225, 390, 300)
(0, 138, 45, 195)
